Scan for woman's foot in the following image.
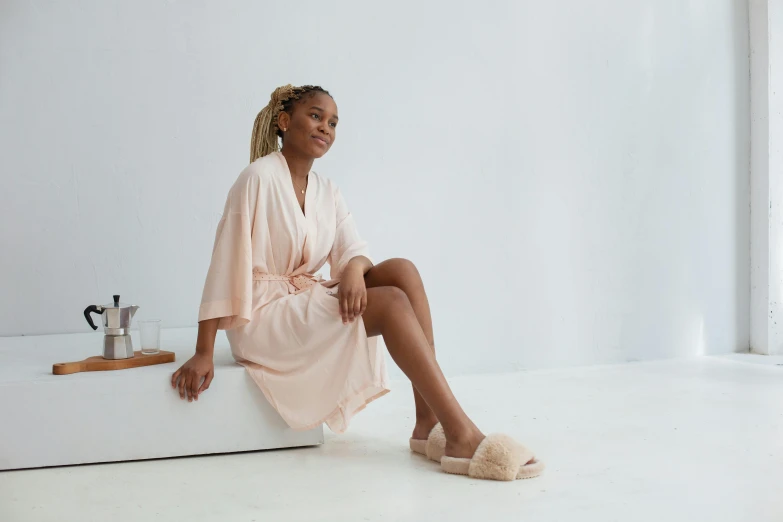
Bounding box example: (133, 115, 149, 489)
(441, 433, 544, 481)
(411, 415, 439, 441)
(444, 425, 486, 459)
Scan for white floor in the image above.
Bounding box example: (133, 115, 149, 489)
(1, 356, 781, 522)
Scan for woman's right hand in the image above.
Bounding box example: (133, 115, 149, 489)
(171, 353, 214, 402)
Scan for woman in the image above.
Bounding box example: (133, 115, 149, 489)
(171, 84, 543, 481)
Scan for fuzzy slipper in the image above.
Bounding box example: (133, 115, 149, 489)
(440, 434, 545, 481)
(409, 423, 446, 462)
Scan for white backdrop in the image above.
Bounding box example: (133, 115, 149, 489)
(0, 0, 750, 374)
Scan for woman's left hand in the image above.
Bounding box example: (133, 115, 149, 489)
(338, 266, 367, 324)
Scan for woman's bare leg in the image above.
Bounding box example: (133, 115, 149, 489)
(364, 259, 439, 440)
(361, 286, 484, 458)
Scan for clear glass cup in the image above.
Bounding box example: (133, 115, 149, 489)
(139, 320, 161, 355)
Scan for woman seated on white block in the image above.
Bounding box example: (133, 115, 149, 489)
(171, 84, 543, 481)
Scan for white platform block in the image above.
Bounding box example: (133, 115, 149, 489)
(0, 328, 323, 470)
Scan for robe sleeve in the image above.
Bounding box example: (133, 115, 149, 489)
(328, 186, 373, 280)
(198, 172, 260, 330)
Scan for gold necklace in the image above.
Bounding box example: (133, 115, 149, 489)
(292, 176, 308, 195)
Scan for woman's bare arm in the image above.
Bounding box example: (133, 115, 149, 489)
(195, 317, 219, 357)
(171, 317, 220, 402)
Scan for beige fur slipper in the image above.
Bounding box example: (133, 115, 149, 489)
(440, 434, 545, 481)
(408, 423, 446, 462)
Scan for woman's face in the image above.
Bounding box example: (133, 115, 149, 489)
(279, 92, 338, 159)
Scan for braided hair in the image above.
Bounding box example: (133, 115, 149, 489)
(250, 84, 333, 162)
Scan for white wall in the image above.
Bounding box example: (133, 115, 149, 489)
(770, 0, 783, 355)
(750, 0, 783, 356)
(750, 0, 770, 354)
(0, 1, 750, 374)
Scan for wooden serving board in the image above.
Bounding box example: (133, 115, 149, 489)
(53, 351, 176, 375)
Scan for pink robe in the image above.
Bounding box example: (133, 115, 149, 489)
(198, 152, 390, 433)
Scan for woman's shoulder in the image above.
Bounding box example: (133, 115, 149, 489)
(228, 153, 282, 194)
(243, 153, 282, 182)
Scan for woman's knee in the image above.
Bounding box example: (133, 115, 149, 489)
(363, 286, 413, 335)
(386, 258, 421, 285)
(368, 285, 410, 308)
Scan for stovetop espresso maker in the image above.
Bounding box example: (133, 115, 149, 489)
(83, 295, 140, 359)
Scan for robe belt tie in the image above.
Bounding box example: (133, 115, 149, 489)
(252, 270, 324, 294)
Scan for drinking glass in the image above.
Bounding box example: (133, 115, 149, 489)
(139, 320, 161, 355)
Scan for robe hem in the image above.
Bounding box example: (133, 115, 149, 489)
(198, 298, 251, 330)
(310, 382, 391, 434)
(240, 362, 390, 435)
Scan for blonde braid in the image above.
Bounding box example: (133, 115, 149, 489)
(249, 84, 333, 163)
(250, 84, 297, 162)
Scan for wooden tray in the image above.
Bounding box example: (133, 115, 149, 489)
(53, 351, 176, 375)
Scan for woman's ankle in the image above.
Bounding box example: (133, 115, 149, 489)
(443, 420, 483, 444)
(411, 414, 439, 439)
(444, 428, 485, 459)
